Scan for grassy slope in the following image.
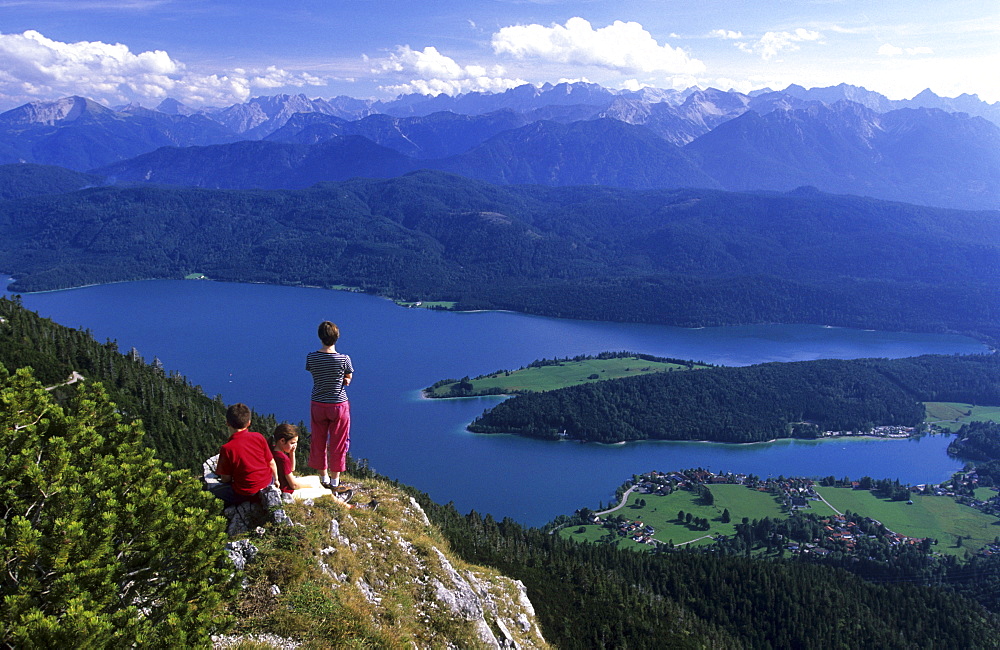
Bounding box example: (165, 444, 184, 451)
(426, 356, 707, 397)
(227, 474, 549, 648)
(561, 484, 788, 549)
(816, 486, 998, 555)
(925, 402, 1000, 432)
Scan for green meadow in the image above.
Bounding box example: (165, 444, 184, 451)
(815, 486, 998, 555)
(560, 484, 787, 550)
(426, 356, 707, 397)
(561, 482, 999, 556)
(925, 402, 1000, 432)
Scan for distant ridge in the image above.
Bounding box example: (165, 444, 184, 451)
(1, 171, 997, 342)
(91, 102, 1000, 210)
(3, 82, 999, 210)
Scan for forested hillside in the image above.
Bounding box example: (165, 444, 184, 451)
(0, 296, 274, 469)
(415, 492, 1000, 648)
(470, 353, 1000, 442)
(0, 164, 102, 200)
(949, 421, 1000, 486)
(1, 170, 998, 343)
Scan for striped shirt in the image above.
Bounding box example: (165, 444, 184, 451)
(306, 350, 353, 403)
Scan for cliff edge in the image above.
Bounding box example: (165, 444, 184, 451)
(214, 475, 548, 649)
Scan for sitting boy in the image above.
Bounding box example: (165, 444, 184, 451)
(213, 403, 279, 507)
(272, 423, 352, 503)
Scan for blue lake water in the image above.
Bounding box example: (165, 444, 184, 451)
(5, 277, 990, 527)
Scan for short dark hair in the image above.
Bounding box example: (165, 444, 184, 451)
(226, 403, 252, 430)
(272, 423, 299, 444)
(318, 321, 340, 346)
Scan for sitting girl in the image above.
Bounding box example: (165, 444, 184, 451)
(272, 423, 352, 503)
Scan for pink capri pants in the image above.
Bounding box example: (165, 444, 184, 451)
(308, 400, 351, 473)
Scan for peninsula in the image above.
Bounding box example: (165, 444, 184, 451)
(459, 352, 1000, 444)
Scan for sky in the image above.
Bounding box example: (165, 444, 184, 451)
(0, 0, 996, 111)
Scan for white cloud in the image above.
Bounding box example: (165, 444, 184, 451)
(736, 29, 823, 61)
(0, 30, 326, 108)
(878, 43, 934, 57)
(491, 17, 705, 75)
(246, 65, 324, 90)
(375, 45, 526, 96)
(618, 79, 649, 92)
(710, 29, 743, 40)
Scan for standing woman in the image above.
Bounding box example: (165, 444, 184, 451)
(306, 321, 354, 493)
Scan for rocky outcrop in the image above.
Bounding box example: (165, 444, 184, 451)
(203, 455, 292, 536)
(218, 475, 548, 648)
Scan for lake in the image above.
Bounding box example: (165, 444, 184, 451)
(5, 276, 990, 527)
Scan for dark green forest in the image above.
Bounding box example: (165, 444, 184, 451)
(1, 168, 998, 343)
(5, 296, 1000, 647)
(410, 493, 1000, 649)
(949, 421, 1000, 485)
(470, 353, 1000, 442)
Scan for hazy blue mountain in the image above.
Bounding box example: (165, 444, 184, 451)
(522, 104, 606, 123)
(7, 81, 999, 182)
(267, 110, 531, 158)
(378, 81, 621, 117)
(685, 102, 1000, 210)
(155, 97, 199, 116)
(91, 101, 999, 210)
(95, 136, 415, 189)
(262, 112, 349, 144)
(430, 118, 720, 189)
(777, 83, 897, 112)
(750, 84, 1000, 127)
(0, 96, 240, 170)
(877, 107, 1000, 209)
(201, 93, 376, 137)
(95, 118, 717, 191)
(899, 89, 1000, 127)
(608, 88, 751, 145)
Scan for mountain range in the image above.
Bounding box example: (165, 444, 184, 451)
(0, 82, 997, 210)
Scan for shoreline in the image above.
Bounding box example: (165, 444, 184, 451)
(8, 275, 994, 347)
(470, 429, 942, 447)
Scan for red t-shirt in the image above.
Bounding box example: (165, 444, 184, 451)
(216, 429, 273, 496)
(273, 449, 294, 494)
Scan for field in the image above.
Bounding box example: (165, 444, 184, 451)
(560, 484, 787, 550)
(816, 486, 999, 555)
(925, 402, 1000, 432)
(560, 482, 1000, 556)
(426, 356, 707, 397)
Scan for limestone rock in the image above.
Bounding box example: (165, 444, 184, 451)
(224, 539, 258, 571)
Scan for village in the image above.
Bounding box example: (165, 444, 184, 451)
(820, 424, 918, 438)
(574, 466, 998, 557)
